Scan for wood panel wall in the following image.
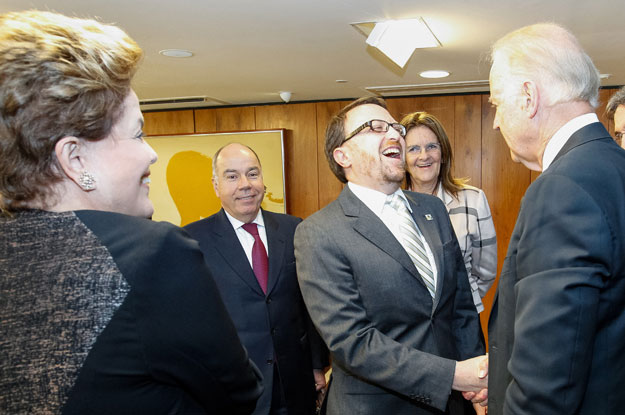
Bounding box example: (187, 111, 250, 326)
(144, 88, 620, 343)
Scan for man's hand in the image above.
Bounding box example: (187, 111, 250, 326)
(464, 387, 488, 408)
(452, 355, 488, 392)
(473, 401, 487, 415)
(313, 368, 328, 412)
(455, 355, 488, 407)
(313, 368, 326, 391)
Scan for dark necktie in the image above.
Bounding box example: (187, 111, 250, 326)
(241, 223, 269, 294)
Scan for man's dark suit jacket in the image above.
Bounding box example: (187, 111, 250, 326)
(488, 122, 625, 414)
(295, 187, 484, 415)
(185, 209, 328, 415)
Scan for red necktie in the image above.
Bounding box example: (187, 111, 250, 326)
(241, 223, 268, 294)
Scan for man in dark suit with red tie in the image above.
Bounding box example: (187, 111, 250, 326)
(185, 143, 328, 415)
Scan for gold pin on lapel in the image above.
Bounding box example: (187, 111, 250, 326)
(425, 214, 433, 221)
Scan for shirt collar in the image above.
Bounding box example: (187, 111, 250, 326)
(223, 208, 265, 229)
(435, 182, 452, 205)
(542, 113, 598, 171)
(348, 182, 411, 214)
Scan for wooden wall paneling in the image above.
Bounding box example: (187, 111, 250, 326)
(255, 103, 319, 218)
(454, 95, 483, 187)
(315, 101, 349, 209)
(479, 95, 532, 343)
(386, 97, 420, 122)
(387, 95, 456, 134)
(143, 110, 195, 136)
(530, 170, 540, 183)
(195, 107, 257, 134)
(217, 107, 256, 132)
(193, 108, 217, 133)
(413, 95, 456, 130)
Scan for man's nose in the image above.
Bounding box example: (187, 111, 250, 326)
(238, 176, 251, 188)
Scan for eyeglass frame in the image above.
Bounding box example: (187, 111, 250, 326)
(406, 142, 442, 154)
(342, 119, 406, 144)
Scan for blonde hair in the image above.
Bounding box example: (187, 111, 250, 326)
(0, 10, 143, 213)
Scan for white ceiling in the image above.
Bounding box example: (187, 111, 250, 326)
(2, 0, 624, 110)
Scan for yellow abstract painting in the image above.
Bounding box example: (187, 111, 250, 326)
(145, 130, 285, 226)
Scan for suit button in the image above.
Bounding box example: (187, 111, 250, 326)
(266, 359, 273, 365)
(271, 328, 276, 335)
(266, 297, 272, 304)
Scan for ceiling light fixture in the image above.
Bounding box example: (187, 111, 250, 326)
(279, 91, 292, 103)
(364, 17, 441, 68)
(420, 70, 450, 79)
(159, 49, 194, 58)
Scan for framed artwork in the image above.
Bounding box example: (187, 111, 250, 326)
(145, 130, 285, 226)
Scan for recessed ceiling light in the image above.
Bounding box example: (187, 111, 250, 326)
(420, 70, 450, 78)
(159, 49, 194, 58)
(336, 80, 348, 83)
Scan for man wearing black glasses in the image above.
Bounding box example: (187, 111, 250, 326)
(294, 96, 488, 415)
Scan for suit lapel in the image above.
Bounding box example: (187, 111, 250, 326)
(340, 187, 423, 283)
(263, 211, 285, 296)
(213, 210, 266, 296)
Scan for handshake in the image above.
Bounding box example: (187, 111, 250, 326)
(453, 355, 489, 414)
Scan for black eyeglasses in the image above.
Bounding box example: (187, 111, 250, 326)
(342, 119, 406, 144)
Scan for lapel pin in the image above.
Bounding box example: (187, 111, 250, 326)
(424, 214, 433, 221)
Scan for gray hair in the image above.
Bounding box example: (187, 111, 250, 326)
(606, 86, 625, 119)
(490, 22, 600, 108)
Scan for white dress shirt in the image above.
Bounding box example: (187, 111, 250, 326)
(542, 113, 598, 171)
(223, 209, 268, 268)
(348, 182, 438, 282)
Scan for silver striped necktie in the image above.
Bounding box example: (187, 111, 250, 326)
(387, 194, 436, 297)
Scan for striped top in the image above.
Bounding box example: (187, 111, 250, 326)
(436, 185, 497, 312)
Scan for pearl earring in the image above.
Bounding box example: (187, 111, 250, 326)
(79, 171, 96, 190)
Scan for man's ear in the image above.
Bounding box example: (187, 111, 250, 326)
(522, 81, 539, 118)
(333, 146, 352, 169)
(212, 177, 220, 198)
(54, 136, 92, 190)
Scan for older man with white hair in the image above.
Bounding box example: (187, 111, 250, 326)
(487, 23, 625, 415)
